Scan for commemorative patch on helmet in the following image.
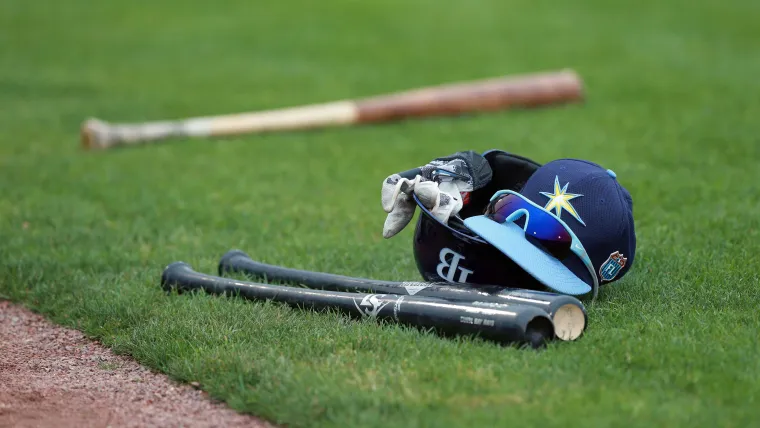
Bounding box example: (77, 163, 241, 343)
(599, 251, 628, 282)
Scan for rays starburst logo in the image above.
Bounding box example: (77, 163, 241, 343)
(540, 176, 586, 226)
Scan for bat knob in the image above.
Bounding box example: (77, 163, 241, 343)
(161, 261, 195, 293)
(80, 118, 111, 150)
(218, 249, 251, 275)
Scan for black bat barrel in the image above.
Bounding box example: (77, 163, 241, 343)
(218, 250, 587, 341)
(162, 262, 555, 349)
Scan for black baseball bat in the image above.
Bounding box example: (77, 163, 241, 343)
(161, 261, 555, 349)
(218, 249, 587, 341)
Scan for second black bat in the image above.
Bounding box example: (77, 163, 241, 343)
(218, 249, 587, 341)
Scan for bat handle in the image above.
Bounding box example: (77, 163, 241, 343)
(397, 167, 422, 180)
(81, 118, 199, 150)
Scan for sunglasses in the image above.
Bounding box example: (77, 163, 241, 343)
(484, 190, 599, 299)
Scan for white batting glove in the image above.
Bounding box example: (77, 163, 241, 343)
(381, 175, 463, 239)
(381, 150, 493, 239)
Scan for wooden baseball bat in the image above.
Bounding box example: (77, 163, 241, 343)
(81, 69, 584, 150)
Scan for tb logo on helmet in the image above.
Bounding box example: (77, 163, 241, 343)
(436, 248, 474, 283)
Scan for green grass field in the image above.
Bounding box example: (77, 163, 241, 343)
(2, 0, 760, 426)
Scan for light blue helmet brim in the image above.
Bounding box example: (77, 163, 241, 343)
(463, 215, 592, 296)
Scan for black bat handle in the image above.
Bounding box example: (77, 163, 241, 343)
(397, 167, 422, 179)
(163, 262, 364, 314)
(219, 249, 403, 289)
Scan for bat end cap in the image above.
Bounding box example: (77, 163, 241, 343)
(218, 249, 251, 275)
(161, 261, 194, 292)
(80, 118, 110, 150)
(553, 303, 587, 341)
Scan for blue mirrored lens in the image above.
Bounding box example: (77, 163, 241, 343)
(486, 193, 572, 256)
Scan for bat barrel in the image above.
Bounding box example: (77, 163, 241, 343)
(391, 296, 555, 348)
(218, 249, 587, 341)
(162, 261, 555, 348)
(355, 69, 583, 123)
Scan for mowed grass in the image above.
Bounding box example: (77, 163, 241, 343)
(2, 0, 760, 426)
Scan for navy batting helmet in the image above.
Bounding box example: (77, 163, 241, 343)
(411, 149, 545, 289)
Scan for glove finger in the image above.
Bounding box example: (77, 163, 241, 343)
(430, 191, 464, 224)
(381, 174, 404, 213)
(383, 194, 416, 238)
(439, 180, 471, 208)
(438, 181, 462, 201)
(382, 175, 427, 212)
(414, 180, 441, 210)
